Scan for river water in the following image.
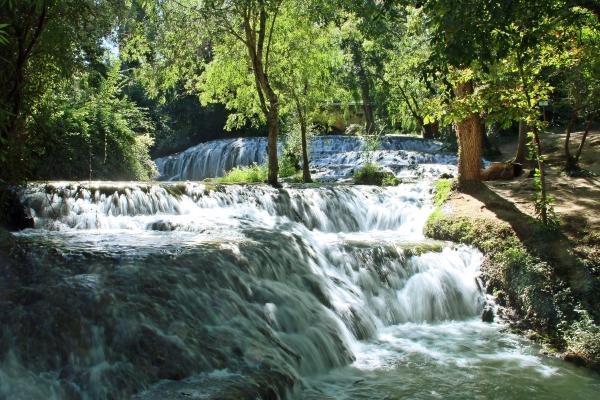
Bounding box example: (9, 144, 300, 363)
(1, 136, 598, 399)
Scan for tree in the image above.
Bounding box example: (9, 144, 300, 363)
(384, 6, 440, 138)
(0, 0, 126, 183)
(270, 5, 346, 182)
(559, 12, 600, 173)
(129, 0, 321, 186)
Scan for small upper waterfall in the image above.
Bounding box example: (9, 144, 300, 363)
(154, 135, 456, 182)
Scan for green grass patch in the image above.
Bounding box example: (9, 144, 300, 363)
(433, 179, 454, 207)
(214, 156, 299, 184)
(215, 163, 267, 183)
(353, 163, 398, 186)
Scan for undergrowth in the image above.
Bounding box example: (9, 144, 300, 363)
(214, 156, 298, 184)
(424, 208, 600, 371)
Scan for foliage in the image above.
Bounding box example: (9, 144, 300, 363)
(383, 6, 440, 134)
(432, 179, 453, 207)
(565, 309, 600, 369)
(215, 163, 268, 184)
(0, 0, 128, 183)
(214, 154, 297, 184)
(30, 62, 157, 180)
(278, 154, 299, 178)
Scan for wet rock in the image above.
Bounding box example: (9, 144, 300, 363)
(149, 221, 178, 231)
(1, 190, 34, 230)
(482, 305, 494, 323)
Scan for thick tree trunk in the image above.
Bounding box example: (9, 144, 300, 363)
(514, 120, 529, 164)
(243, 10, 279, 186)
(422, 122, 438, 139)
(564, 110, 578, 171)
(454, 81, 482, 187)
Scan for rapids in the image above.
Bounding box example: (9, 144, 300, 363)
(154, 135, 456, 181)
(1, 135, 599, 399)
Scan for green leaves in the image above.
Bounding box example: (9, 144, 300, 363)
(0, 23, 8, 45)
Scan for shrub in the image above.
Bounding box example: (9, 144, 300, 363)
(565, 311, 600, 369)
(216, 163, 267, 183)
(278, 154, 299, 178)
(353, 163, 398, 186)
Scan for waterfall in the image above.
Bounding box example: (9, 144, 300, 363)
(154, 135, 456, 181)
(2, 139, 599, 399)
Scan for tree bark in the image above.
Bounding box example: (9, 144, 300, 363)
(514, 120, 529, 164)
(293, 97, 312, 183)
(564, 110, 579, 171)
(422, 123, 437, 139)
(350, 42, 375, 135)
(265, 104, 279, 185)
(454, 81, 482, 187)
(532, 126, 548, 224)
(243, 7, 279, 186)
(573, 119, 591, 165)
(300, 117, 312, 183)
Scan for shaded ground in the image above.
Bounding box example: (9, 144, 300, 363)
(448, 129, 600, 268)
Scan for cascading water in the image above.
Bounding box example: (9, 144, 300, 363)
(1, 137, 599, 399)
(154, 135, 456, 181)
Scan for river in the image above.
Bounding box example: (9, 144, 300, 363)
(1, 136, 598, 399)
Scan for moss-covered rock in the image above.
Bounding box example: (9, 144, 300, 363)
(353, 163, 398, 186)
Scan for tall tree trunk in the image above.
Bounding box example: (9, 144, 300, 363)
(266, 104, 280, 186)
(454, 81, 482, 188)
(564, 110, 578, 171)
(573, 119, 591, 166)
(350, 42, 375, 135)
(294, 98, 312, 183)
(422, 122, 438, 139)
(300, 117, 312, 183)
(244, 9, 279, 186)
(514, 120, 529, 164)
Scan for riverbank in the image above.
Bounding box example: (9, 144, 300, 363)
(424, 130, 600, 371)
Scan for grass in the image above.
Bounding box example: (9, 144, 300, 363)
(433, 179, 454, 207)
(215, 163, 267, 183)
(213, 156, 299, 184)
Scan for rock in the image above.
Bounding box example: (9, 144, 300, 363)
(482, 305, 494, 323)
(1, 189, 34, 230)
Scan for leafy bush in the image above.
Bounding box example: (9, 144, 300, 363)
(29, 62, 157, 181)
(353, 163, 398, 186)
(565, 311, 600, 369)
(216, 163, 267, 183)
(278, 154, 299, 178)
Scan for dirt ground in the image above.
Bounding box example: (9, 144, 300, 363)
(447, 129, 600, 234)
(443, 129, 600, 285)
